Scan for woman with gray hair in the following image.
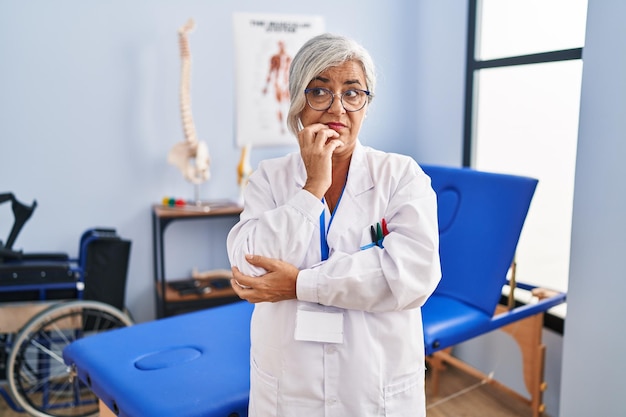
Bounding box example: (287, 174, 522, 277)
(227, 33, 441, 417)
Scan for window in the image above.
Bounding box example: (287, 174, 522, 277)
(464, 0, 588, 304)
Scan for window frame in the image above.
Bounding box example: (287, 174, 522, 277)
(462, 0, 583, 167)
(462, 0, 585, 330)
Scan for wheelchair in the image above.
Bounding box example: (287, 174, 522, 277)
(0, 192, 133, 417)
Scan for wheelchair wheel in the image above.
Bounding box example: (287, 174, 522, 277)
(6, 300, 132, 417)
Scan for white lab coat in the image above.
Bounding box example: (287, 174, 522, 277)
(227, 141, 441, 417)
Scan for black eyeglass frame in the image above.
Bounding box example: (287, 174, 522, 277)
(304, 87, 371, 112)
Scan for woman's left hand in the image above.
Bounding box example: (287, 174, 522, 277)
(231, 254, 299, 303)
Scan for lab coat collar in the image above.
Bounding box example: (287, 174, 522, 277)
(325, 142, 374, 246)
(294, 141, 375, 249)
(345, 141, 375, 197)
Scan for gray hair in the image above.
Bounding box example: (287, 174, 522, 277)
(286, 33, 376, 136)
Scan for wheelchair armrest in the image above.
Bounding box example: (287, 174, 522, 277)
(19, 253, 70, 261)
(0, 247, 23, 261)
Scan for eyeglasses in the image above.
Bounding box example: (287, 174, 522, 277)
(304, 87, 371, 112)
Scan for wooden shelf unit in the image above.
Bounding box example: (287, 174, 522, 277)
(152, 203, 242, 318)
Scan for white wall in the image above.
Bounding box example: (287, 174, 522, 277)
(560, 1, 626, 415)
(0, 1, 466, 322)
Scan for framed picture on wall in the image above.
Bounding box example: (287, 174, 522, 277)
(233, 12, 325, 147)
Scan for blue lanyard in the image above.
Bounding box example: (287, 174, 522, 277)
(319, 186, 346, 261)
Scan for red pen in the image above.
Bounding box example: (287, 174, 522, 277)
(381, 218, 389, 236)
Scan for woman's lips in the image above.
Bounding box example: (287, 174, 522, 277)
(327, 122, 345, 131)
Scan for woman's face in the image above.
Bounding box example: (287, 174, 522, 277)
(299, 60, 368, 156)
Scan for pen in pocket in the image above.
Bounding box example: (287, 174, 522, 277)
(360, 219, 389, 250)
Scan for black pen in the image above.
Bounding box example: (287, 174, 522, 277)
(370, 225, 377, 245)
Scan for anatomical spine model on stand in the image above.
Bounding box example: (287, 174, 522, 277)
(167, 18, 211, 202)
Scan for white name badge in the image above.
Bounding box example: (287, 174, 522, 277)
(294, 308, 344, 344)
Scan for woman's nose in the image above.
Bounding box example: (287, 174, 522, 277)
(327, 95, 346, 114)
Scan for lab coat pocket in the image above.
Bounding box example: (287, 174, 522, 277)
(250, 356, 278, 417)
(383, 371, 425, 417)
(359, 224, 378, 250)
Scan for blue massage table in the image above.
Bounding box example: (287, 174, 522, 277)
(62, 165, 566, 417)
(419, 164, 566, 355)
(420, 165, 566, 417)
(63, 301, 253, 417)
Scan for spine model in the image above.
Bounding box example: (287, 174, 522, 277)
(167, 18, 211, 185)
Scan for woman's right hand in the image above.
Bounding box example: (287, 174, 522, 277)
(231, 254, 299, 303)
(297, 123, 343, 199)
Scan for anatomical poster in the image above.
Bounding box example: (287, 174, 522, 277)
(233, 12, 325, 147)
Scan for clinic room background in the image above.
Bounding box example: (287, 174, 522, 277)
(0, 1, 464, 323)
(1, 2, 625, 417)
